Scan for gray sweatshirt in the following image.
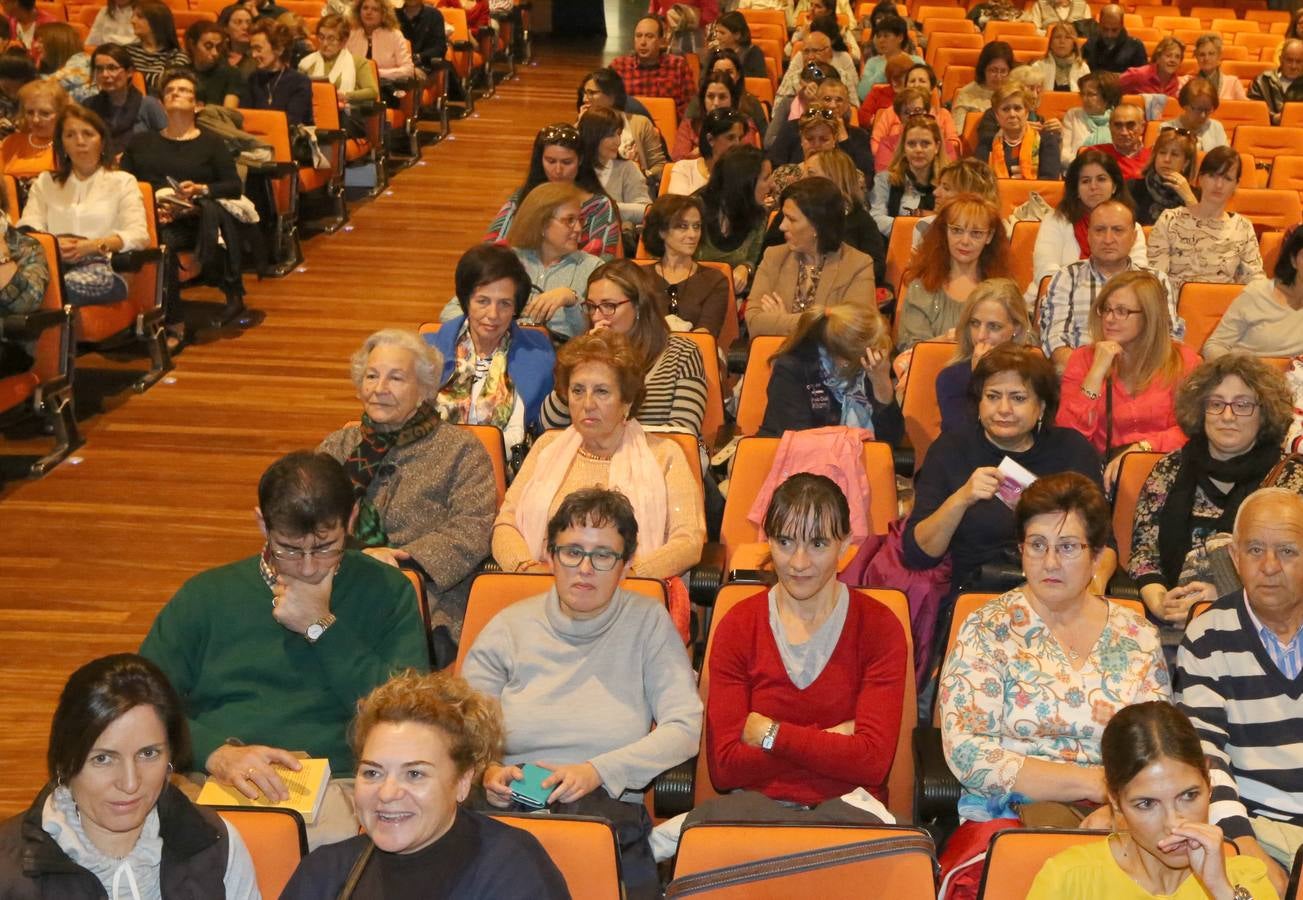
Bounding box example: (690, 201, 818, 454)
(462, 587, 702, 802)
(1203, 279, 1303, 360)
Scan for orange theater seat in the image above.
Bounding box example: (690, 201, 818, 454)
(735, 334, 783, 437)
(234, 107, 303, 274)
(899, 340, 955, 471)
(1113, 450, 1165, 568)
(304, 80, 349, 231)
(490, 814, 622, 900)
(1178, 282, 1245, 354)
(210, 807, 306, 899)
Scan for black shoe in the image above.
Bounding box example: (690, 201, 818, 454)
(211, 296, 251, 328)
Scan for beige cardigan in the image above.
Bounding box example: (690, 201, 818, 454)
(744, 243, 876, 336)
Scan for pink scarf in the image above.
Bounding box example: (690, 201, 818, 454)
(515, 420, 669, 561)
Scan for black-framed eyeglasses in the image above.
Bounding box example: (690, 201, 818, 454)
(1206, 398, 1259, 416)
(550, 544, 624, 571)
(580, 298, 632, 318)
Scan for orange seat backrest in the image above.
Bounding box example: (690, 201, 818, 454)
(213, 808, 306, 900)
(1036, 91, 1081, 121)
(1234, 125, 1303, 159)
(1113, 450, 1165, 568)
(1178, 282, 1244, 354)
(739, 7, 787, 32)
(696, 585, 917, 821)
(976, 829, 1107, 899)
(1007, 219, 1040, 293)
(453, 573, 668, 673)
(735, 334, 784, 437)
(1262, 229, 1284, 274)
(456, 424, 508, 507)
(1215, 98, 1272, 129)
(672, 823, 936, 896)
(885, 215, 923, 296)
(77, 181, 161, 340)
(311, 80, 341, 131)
(634, 95, 678, 149)
(745, 75, 775, 105)
(921, 16, 976, 38)
(1282, 104, 1303, 129)
(676, 330, 723, 447)
(924, 31, 983, 65)
(900, 340, 955, 471)
(1212, 17, 1261, 33)
(720, 436, 897, 564)
(489, 814, 621, 900)
(940, 65, 975, 106)
(1267, 155, 1303, 191)
(986, 19, 1038, 38)
(1227, 187, 1303, 231)
(916, 4, 967, 19)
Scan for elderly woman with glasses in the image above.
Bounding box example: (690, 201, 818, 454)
(0, 79, 66, 176)
(1128, 354, 1302, 628)
(938, 473, 1168, 897)
(1162, 76, 1228, 151)
(1182, 34, 1248, 101)
(318, 328, 497, 654)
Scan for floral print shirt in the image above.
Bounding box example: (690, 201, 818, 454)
(939, 590, 1170, 822)
(1147, 207, 1266, 299)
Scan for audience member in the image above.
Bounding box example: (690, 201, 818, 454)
(1205, 226, 1303, 360)
(486, 122, 620, 260)
(693, 474, 906, 821)
(84, 44, 165, 160)
(789, 0, 860, 63)
(897, 195, 1009, 351)
(1084, 101, 1150, 179)
(951, 40, 1014, 132)
(429, 245, 554, 459)
(667, 107, 746, 196)
(1036, 152, 1144, 293)
(855, 14, 920, 98)
(870, 69, 961, 168)
(6, 0, 53, 50)
(396, 0, 446, 72)
(759, 304, 901, 440)
(936, 278, 1034, 432)
(281, 670, 568, 899)
(87, 0, 136, 46)
(766, 102, 846, 201)
(747, 177, 875, 337)
(583, 105, 651, 235)
(187, 22, 246, 109)
(125, 1, 190, 94)
(1248, 38, 1303, 126)
(0, 172, 49, 373)
(18, 106, 149, 308)
(773, 18, 859, 112)
(612, 16, 694, 117)
(298, 14, 377, 124)
(870, 111, 940, 238)
(348, 0, 415, 96)
(976, 83, 1062, 180)
(470, 487, 701, 900)
(140, 450, 431, 847)
(1057, 271, 1201, 489)
(1039, 199, 1176, 370)
(856, 52, 914, 129)
(1026, 701, 1275, 899)
(578, 67, 669, 182)
(540, 261, 710, 434)
(1183, 34, 1248, 101)
(0, 53, 36, 140)
(911, 157, 999, 248)
(33, 22, 91, 102)
(1082, 3, 1147, 74)
(1129, 355, 1299, 630)
(1025, 0, 1090, 33)
(770, 77, 873, 187)
(905, 346, 1103, 597)
(1060, 71, 1119, 166)
(1148, 146, 1266, 298)
(0, 654, 259, 897)
(0, 78, 63, 176)
(1163, 76, 1228, 151)
(1176, 487, 1303, 889)
(219, 4, 254, 74)
(696, 144, 768, 294)
(642, 193, 731, 337)
(1031, 22, 1089, 91)
(1119, 36, 1183, 98)
(691, 48, 769, 136)
(766, 58, 833, 147)
(672, 72, 755, 161)
(708, 10, 766, 79)
(937, 473, 1168, 898)
(1127, 128, 1197, 226)
(247, 19, 313, 125)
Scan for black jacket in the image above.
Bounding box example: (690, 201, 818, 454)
(767, 121, 876, 189)
(398, 4, 447, 68)
(758, 331, 904, 445)
(1081, 29, 1147, 74)
(0, 783, 231, 899)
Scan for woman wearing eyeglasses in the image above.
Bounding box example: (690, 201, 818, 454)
(84, 43, 165, 160)
(485, 121, 620, 260)
(0, 79, 66, 177)
(937, 472, 1168, 900)
(318, 328, 497, 660)
(1147, 146, 1265, 299)
(666, 107, 747, 197)
(975, 83, 1063, 181)
(870, 77, 959, 172)
(1056, 271, 1201, 492)
(951, 40, 1014, 133)
(1161, 77, 1228, 152)
(471, 487, 702, 900)
(1127, 354, 1302, 631)
(642, 193, 731, 338)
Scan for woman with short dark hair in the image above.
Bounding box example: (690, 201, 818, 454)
(746, 176, 876, 336)
(951, 40, 1014, 131)
(709, 11, 767, 79)
(0, 654, 259, 897)
(84, 43, 166, 160)
(666, 107, 748, 196)
(643, 193, 731, 337)
(576, 67, 668, 182)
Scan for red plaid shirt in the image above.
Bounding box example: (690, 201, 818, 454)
(610, 53, 695, 117)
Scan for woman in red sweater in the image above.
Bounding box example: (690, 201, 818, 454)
(690, 473, 907, 822)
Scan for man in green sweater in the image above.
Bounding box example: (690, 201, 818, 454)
(141, 450, 430, 846)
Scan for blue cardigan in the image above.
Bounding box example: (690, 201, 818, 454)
(427, 317, 555, 430)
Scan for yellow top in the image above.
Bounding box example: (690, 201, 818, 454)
(1026, 838, 1279, 900)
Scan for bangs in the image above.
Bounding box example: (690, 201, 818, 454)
(764, 498, 848, 542)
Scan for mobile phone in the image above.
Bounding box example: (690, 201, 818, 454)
(509, 763, 553, 810)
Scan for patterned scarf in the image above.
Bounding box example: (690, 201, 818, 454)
(990, 128, 1039, 180)
(435, 323, 515, 429)
(345, 401, 440, 546)
(818, 345, 876, 438)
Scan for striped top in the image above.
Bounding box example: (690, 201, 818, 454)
(1176, 591, 1303, 840)
(540, 335, 708, 437)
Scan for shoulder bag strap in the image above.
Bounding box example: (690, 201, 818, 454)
(335, 840, 376, 900)
(1104, 374, 1114, 459)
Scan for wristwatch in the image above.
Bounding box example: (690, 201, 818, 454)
(305, 613, 336, 643)
(760, 722, 780, 752)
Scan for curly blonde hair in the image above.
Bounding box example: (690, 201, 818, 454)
(351, 670, 504, 778)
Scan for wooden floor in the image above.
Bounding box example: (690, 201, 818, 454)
(0, 35, 610, 818)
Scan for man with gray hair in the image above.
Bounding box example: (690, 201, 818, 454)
(1249, 39, 1303, 125)
(1176, 487, 1303, 894)
(1081, 4, 1146, 74)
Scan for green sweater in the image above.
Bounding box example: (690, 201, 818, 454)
(140, 551, 429, 776)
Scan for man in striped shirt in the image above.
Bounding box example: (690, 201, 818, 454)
(1176, 487, 1303, 896)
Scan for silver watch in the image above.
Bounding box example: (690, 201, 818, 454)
(760, 722, 779, 752)
(1230, 887, 1252, 900)
(305, 613, 336, 643)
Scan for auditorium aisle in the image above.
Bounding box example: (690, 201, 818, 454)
(0, 34, 611, 817)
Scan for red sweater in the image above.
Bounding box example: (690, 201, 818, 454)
(705, 589, 907, 807)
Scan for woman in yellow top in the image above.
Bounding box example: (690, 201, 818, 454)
(0, 80, 67, 178)
(1028, 701, 1277, 900)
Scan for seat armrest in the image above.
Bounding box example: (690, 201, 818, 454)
(451, 39, 474, 51)
(314, 127, 348, 143)
(653, 757, 696, 819)
(688, 541, 726, 608)
(913, 724, 961, 826)
(111, 248, 163, 273)
(1106, 571, 1140, 599)
(1, 308, 64, 340)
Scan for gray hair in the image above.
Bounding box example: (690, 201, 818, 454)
(1194, 33, 1222, 52)
(349, 328, 443, 400)
(1233, 488, 1303, 537)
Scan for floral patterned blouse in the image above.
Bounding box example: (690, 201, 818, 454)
(939, 590, 1170, 822)
(1128, 451, 1303, 591)
(1147, 207, 1265, 298)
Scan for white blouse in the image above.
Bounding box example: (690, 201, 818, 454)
(18, 169, 150, 252)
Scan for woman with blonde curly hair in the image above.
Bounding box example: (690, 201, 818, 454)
(1128, 354, 1302, 628)
(759, 302, 901, 442)
(896, 194, 1009, 352)
(281, 670, 569, 898)
(1056, 270, 1201, 491)
(936, 277, 1034, 432)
